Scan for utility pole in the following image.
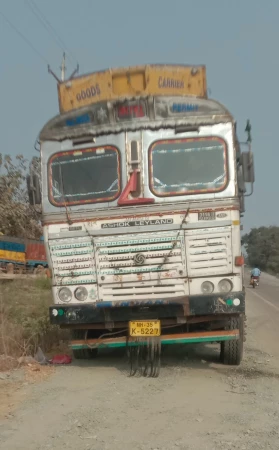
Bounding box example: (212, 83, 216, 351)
(48, 52, 78, 83)
(60, 52, 66, 82)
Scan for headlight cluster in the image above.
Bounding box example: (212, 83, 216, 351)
(58, 286, 88, 302)
(58, 287, 72, 303)
(201, 279, 233, 294)
(218, 279, 233, 293)
(201, 281, 214, 294)
(74, 287, 88, 301)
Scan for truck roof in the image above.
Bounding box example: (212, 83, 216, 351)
(40, 94, 233, 142)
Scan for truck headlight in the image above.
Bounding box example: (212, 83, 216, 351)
(218, 279, 233, 293)
(58, 287, 72, 303)
(74, 286, 88, 301)
(201, 281, 214, 294)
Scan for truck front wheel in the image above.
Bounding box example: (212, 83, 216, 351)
(71, 330, 98, 360)
(220, 316, 244, 366)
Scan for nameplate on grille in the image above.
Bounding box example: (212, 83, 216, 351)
(101, 219, 174, 228)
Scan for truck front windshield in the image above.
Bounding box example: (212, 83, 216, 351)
(149, 137, 227, 196)
(48, 146, 121, 206)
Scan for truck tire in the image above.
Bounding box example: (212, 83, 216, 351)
(220, 316, 244, 366)
(71, 330, 98, 360)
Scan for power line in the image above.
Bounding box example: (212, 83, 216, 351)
(26, 0, 65, 53)
(0, 10, 49, 64)
(26, 0, 78, 66)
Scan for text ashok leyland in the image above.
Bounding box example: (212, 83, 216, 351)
(101, 219, 174, 228)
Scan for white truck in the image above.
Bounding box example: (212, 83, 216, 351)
(28, 64, 254, 376)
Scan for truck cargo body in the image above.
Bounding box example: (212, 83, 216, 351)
(0, 236, 48, 270)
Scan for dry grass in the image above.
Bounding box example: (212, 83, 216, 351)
(0, 355, 18, 371)
(0, 278, 69, 367)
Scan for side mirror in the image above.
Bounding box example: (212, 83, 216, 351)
(237, 164, 246, 193)
(27, 172, 41, 205)
(241, 151, 255, 183)
(239, 194, 245, 214)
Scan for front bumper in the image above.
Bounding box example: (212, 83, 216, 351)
(49, 291, 245, 325)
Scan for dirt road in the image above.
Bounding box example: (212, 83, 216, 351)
(1, 272, 279, 450)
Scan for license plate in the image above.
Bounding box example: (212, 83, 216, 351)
(198, 211, 216, 221)
(129, 320, 161, 337)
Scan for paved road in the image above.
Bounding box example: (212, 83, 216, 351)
(245, 271, 279, 359)
(1, 273, 279, 450)
(247, 271, 279, 312)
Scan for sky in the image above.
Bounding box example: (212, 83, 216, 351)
(0, 0, 277, 232)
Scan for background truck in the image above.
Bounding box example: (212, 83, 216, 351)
(0, 235, 48, 274)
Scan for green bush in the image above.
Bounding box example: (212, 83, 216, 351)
(243, 226, 279, 273)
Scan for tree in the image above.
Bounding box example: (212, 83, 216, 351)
(242, 226, 279, 273)
(0, 154, 42, 239)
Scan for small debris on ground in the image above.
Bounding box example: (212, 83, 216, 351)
(24, 363, 55, 383)
(50, 354, 72, 365)
(18, 356, 36, 366)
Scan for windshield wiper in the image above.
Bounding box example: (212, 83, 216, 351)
(58, 164, 73, 225)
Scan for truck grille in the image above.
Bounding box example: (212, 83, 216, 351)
(95, 231, 187, 301)
(49, 237, 96, 285)
(185, 227, 232, 276)
(48, 226, 232, 298)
